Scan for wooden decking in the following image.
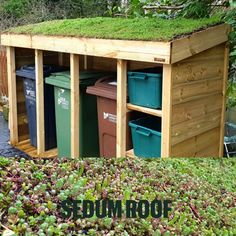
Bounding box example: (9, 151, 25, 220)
(14, 139, 57, 159)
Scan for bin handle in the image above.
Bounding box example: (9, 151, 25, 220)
(130, 74, 147, 80)
(135, 127, 152, 137)
(95, 76, 116, 84)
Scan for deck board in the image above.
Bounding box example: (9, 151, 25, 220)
(14, 140, 57, 159)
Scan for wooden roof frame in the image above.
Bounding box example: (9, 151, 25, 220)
(0, 23, 230, 64)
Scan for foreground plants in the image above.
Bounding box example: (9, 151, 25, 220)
(0, 157, 235, 235)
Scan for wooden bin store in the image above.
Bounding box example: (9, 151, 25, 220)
(0, 23, 230, 158)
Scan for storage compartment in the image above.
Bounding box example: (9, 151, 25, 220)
(16, 64, 67, 150)
(129, 116, 162, 158)
(45, 71, 111, 158)
(86, 76, 133, 157)
(128, 68, 163, 109)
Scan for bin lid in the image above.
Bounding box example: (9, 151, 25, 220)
(127, 67, 163, 78)
(86, 76, 117, 100)
(45, 71, 113, 89)
(16, 64, 68, 80)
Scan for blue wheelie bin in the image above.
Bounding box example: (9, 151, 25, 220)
(16, 65, 67, 150)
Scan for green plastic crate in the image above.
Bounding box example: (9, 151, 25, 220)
(129, 116, 162, 158)
(128, 68, 162, 109)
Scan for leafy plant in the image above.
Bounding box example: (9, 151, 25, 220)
(225, 2, 236, 108)
(0, 157, 236, 235)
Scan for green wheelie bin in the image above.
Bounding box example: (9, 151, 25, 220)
(45, 71, 110, 158)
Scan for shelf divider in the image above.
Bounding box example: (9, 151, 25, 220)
(127, 103, 162, 117)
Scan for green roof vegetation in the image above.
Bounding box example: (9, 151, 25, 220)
(6, 16, 222, 41)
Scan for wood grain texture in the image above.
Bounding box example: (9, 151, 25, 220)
(35, 49, 45, 154)
(219, 43, 229, 157)
(172, 78, 223, 105)
(1, 34, 171, 64)
(172, 109, 222, 145)
(14, 139, 57, 158)
(172, 44, 225, 84)
(172, 93, 222, 125)
(127, 103, 162, 117)
(70, 54, 80, 158)
(6, 46, 18, 145)
(171, 24, 230, 63)
(172, 127, 221, 157)
(161, 64, 172, 157)
(116, 59, 127, 157)
(171, 44, 226, 156)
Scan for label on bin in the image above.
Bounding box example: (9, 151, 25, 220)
(25, 89, 36, 102)
(58, 89, 69, 110)
(103, 112, 116, 123)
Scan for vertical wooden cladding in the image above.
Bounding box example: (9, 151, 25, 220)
(116, 59, 127, 157)
(161, 65, 172, 157)
(6, 46, 18, 145)
(219, 44, 229, 156)
(171, 44, 225, 157)
(70, 54, 80, 158)
(35, 49, 45, 155)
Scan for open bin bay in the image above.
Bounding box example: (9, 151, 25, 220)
(16, 65, 67, 150)
(46, 71, 112, 158)
(87, 76, 135, 157)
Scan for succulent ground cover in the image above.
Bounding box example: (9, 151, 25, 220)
(0, 157, 235, 235)
(5, 16, 222, 41)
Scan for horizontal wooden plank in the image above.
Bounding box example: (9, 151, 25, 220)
(14, 139, 57, 159)
(127, 103, 162, 117)
(172, 77, 223, 105)
(172, 44, 224, 85)
(172, 109, 221, 145)
(171, 24, 230, 63)
(172, 93, 222, 125)
(1, 34, 171, 64)
(172, 127, 220, 157)
(196, 142, 220, 157)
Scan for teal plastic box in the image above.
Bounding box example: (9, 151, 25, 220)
(129, 116, 162, 158)
(128, 68, 162, 109)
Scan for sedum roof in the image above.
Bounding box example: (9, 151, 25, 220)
(5, 16, 222, 42)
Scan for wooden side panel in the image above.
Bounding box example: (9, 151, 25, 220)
(172, 127, 220, 157)
(171, 24, 230, 63)
(171, 44, 225, 157)
(219, 44, 229, 156)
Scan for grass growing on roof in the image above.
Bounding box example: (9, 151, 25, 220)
(6, 16, 222, 41)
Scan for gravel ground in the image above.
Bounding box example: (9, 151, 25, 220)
(0, 112, 29, 158)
